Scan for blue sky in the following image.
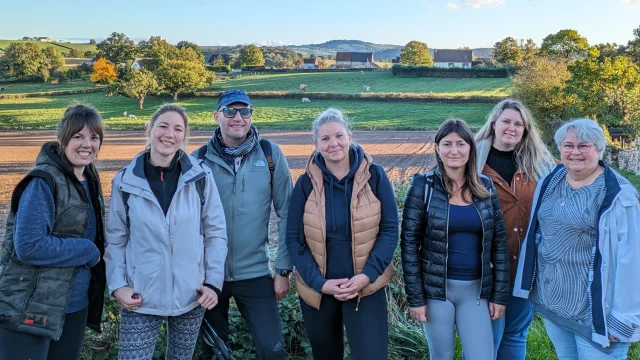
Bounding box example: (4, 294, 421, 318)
(2, 0, 639, 48)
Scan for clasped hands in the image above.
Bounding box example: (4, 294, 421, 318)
(321, 274, 370, 301)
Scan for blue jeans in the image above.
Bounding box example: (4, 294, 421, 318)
(462, 295, 534, 360)
(491, 295, 534, 360)
(545, 319, 630, 360)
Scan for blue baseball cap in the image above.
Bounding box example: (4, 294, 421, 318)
(217, 89, 252, 110)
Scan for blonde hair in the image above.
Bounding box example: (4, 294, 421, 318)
(145, 104, 190, 151)
(311, 107, 352, 142)
(435, 119, 489, 201)
(475, 98, 555, 181)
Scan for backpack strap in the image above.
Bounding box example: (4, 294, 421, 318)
(367, 164, 380, 196)
(118, 168, 131, 234)
(259, 139, 275, 186)
(424, 172, 434, 221)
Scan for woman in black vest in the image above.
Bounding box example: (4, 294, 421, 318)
(0, 104, 107, 360)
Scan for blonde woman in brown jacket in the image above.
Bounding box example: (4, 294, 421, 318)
(285, 108, 398, 360)
(472, 99, 555, 360)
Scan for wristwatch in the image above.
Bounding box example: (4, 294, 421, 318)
(275, 268, 291, 277)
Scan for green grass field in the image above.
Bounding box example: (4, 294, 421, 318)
(0, 80, 95, 94)
(0, 40, 96, 55)
(207, 71, 512, 96)
(0, 93, 494, 130)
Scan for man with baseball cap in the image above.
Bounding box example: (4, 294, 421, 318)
(194, 89, 293, 359)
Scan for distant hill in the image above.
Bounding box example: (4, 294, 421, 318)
(0, 40, 96, 55)
(200, 40, 493, 63)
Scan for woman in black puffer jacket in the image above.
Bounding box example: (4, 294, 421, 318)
(401, 119, 509, 360)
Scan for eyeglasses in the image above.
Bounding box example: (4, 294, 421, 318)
(561, 143, 595, 154)
(221, 107, 252, 119)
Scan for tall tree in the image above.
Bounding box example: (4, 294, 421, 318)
(595, 43, 625, 59)
(493, 37, 522, 65)
(111, 69, 161, 109)
(176, 41, 201, 54)
(96, 32, 137, 66)
(156, 60, 213, 101)
(68, 48, 82, 58)
(213, 54, 226, 66)
(238, 45, 265, 67)
(90, 58, 118, 84)
(399, 40, 433, 66)
(511, 56, 575, 144)
(44, 47, 65, 69)
(520, 38, 539, 64)
(540, 29, 589, 60)
(2, 42, 47, 80)
(89, 39, 96, 45)
(627, 25, 640, 65)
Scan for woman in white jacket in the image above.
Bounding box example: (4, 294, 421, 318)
(104, 104, 228, 359)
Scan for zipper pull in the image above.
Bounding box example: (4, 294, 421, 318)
(242, 175, 245, 191)
(160, 171, 164, 182)
(233, 177, 236, 193)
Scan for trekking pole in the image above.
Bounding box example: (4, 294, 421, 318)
(202, 318, 235, 360)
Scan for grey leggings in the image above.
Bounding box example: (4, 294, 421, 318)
(118, 305, 206, 360)
(424, 279, 494, 360)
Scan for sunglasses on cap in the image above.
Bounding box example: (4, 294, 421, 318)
(221, 107, 253, 119)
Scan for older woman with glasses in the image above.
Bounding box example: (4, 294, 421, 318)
(513, 119, 640, 359)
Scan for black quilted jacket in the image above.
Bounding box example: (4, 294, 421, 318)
(400, 171, 509, 307)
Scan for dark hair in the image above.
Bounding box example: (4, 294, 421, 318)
(57, 103, 104, 153)
(434, 119, 489, 201)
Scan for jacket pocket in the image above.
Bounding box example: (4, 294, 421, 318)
(173, 260, 202, 309)
(0, 258, 38, 319)
(132, 258, 164, 311)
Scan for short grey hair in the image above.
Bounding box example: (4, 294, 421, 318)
(554, 118, 606, 159)
(311, 108, 352, 141)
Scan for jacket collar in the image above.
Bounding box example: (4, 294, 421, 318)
(121, 149, 203, 192)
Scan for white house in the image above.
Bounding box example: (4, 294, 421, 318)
(433, 49, 473, 68)
(300, 57, 318, 69)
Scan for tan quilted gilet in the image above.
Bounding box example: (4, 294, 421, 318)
(294, 153, 395, 309)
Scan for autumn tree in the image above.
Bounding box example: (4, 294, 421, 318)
(540, 29, 589, 60)
(156, 60, 213, 101)
(238, 44, 265, 67)
(96, 32, 137, 67)
(493, 37, 522, 65)
(399, 41, 433, 66)
(90, 57, 118, 84)
(111, 69, 161, 109)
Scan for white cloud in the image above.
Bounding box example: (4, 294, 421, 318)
(622, 0, 640, 6)
(462, 0, 505, 8)
(446, 2, 461, 10)
(217, 41, 228, 46)
(254, 40, 288, 47)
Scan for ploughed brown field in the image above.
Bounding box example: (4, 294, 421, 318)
(0, 130, 437, 241)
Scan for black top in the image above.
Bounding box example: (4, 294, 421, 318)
(144, 153, 181, 216)
(486, 146, 518, 185)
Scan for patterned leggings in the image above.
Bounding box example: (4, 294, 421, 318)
(118, 306, 206, 360)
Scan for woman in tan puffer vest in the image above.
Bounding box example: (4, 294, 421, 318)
(285, 108, 398, 360)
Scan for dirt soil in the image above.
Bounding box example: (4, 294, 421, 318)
(0, 130, 436, 242)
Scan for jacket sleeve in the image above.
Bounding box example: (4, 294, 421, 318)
(285, 175, 327, 293)
(104, 173, 129, 296)
(400, 174, 427, 308)
(362, 165, 399, 283)
(14, 178, 100, 268)
(271, 144, 294, 271)
(202, 170, 228, 292)
(489, 181, 510, 305)
(606, 193, 640, 342)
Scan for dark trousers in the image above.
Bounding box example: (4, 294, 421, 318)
(0, 306, 88, 360)
(299, 288, 388, 360)
(202, 275, 284, 360)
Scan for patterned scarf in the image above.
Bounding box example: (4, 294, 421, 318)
(209, 125, 259, 163)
